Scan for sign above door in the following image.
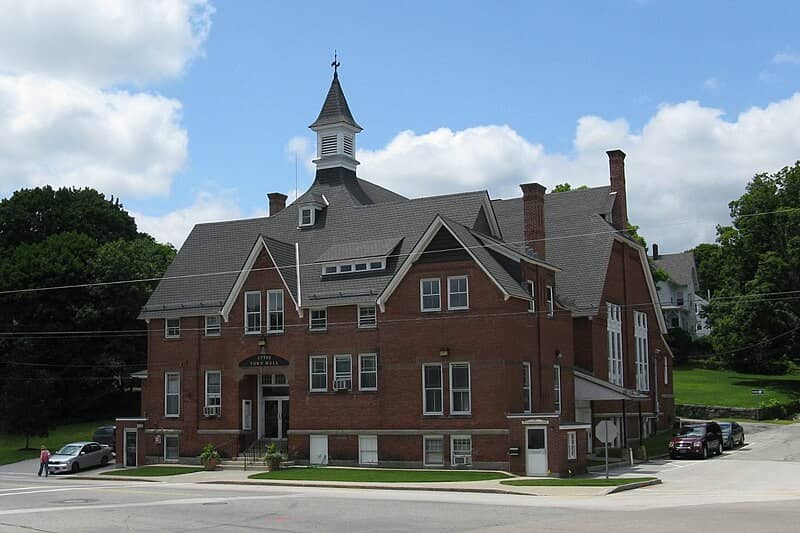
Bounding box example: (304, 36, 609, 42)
(239, 353, 289, 368)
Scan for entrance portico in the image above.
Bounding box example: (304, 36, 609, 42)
(239, 349, 292, 446)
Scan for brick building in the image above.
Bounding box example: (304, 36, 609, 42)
(117, 70, 673, 475)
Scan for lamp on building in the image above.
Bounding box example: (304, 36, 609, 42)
(439, 347, 450, 358)
(258, 336, 267, 354)
(556, 351, 563, 360)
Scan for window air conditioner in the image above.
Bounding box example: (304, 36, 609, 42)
(453, 455, 471, 466)
(332, 379, 352, 391)
(203, 405, 221, 417)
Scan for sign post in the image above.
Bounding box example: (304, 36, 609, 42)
(595, 420, 619, 480)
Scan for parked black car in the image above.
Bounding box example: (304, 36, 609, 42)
(669, 422, 724, 459)
(92, 425, 116, 450)
(719, 421, 745, 449)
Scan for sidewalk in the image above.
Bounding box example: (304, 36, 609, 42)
(66, 465, 660, 497)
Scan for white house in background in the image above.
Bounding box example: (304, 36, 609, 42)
(652, 245, 710, 338)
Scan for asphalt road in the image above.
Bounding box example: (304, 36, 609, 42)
(0, 421, 797, 532)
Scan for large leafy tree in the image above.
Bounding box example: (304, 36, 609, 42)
(0, 188, 175, 438)
(705, 162, 800, 373)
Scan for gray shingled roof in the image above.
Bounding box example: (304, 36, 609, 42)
(308, 73, 362, 130)
(493, 186, 617, 316)
(316, 237, 402, 263)
(654, 251, 697, 289)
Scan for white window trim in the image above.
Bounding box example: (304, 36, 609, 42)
(299, 206, 315, 227)
(526, 280, 536, 313)
(359, 353, 378, 391)
(423, 435, 445, 466)
(553, 364, 562, 414)
(567, 431, 577, 460)
(244, 291, 261, 334)
(422, 363, 443, 415)
(664, 356, 669, 385)
(358, 304, 377, 328)
(242, 399, 252, 431)
(420, 278, 441, 312)
(267, 289, 284, 334)
(165, 318, 180, 339)
(204, 315, 221, 336)
(447, 275, 469, 310)
(164, 434, 179, 463)
(634, 311, 650, 391)
(607, 302, 623, 387)
(309, 307, 328, 331)
(309, 355, 328, 392)
(358, 435, 378, 465)
(546, 285, 554, 317)
(522, 361, 532, 413)
(322, 259, 386, 276)
(450, 434, 472, 466)
(205, 370, 221, 408)
(449, 362, 472, 415)
(164, 372, 180, 417)
(334, 354, 353, 384)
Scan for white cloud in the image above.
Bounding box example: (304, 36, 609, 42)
(132, 191, 247, 248)
(285, 136, 316, 174)
(773, 51, 800, 65)
(0, 0, 213, 87)
(358, 93, 800, 253)
(0, 75, 187, 199)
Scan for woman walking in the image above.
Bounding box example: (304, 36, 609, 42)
(37, 446, 50, 477)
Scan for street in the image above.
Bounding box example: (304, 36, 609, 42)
(0, 422, 798, 532)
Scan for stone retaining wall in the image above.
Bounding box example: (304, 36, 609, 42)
(677, 401, 800, 421)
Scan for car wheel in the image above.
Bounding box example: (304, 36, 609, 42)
(101, 456, 109, 466)
(71, 462, 79, 474)
(670, 453, 677, 460)
(702, 444, 708, 459)
(718, 441, 724, 455)
(740, 435, 745, 446)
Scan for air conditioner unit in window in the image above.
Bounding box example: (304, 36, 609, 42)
(203, 405, 221, 417)
(332, 379, 352, 391)
(453, 455, 472, 466)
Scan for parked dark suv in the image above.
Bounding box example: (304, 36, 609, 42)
(669, 422, 724, 459)
(92, 425, 116, 451)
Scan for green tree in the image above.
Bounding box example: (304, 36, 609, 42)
(692, 243, 725, 296)
(552, 183, 589, 193)
(705, 162, 800, 374)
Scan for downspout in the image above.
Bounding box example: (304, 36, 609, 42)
(295, 243, 302, 314)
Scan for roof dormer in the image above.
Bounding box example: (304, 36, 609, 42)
(309, 56, 362, 173)
(298, 194, 329, 228)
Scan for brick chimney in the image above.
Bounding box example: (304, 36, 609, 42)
(268, 193, 287, 216)
(652, 243, 660, 260)
(520, 182, 546, 259)
(607, 149, 627, 231)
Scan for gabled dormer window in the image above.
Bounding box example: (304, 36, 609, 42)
(321, 259, 386, 276)
(299, 206, 314, 227)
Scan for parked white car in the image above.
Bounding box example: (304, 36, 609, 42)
(48, 441, 112, 474)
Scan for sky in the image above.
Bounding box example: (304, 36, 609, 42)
(1, 1, 799, 253)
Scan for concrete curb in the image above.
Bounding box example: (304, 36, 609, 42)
(63, 475, 161, 482)
(604, 478, 662, 495)
(199, 479, 533, 496)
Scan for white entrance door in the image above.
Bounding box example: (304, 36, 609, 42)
(525, 427, 548, 476)
(310, 435, 328, 465)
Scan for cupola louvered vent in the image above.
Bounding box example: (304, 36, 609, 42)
(343, 135, 354, 156)
(321, 135, 337, 156)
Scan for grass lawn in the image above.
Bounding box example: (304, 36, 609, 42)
(249, 467, 511, 483)
(0, 420, 112, 466)
(103, 466, 203, 477)
(673, 366, 800, 409)
(501, 476, 657, 487)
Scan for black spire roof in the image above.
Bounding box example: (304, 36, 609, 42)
(309, 72, 362, 130)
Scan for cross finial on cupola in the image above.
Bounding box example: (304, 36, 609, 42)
(309, 53, 362, 173)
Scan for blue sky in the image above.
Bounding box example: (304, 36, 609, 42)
(1, 1, 799, 251)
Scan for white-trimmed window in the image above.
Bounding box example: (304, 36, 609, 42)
(451, 435, 472, 466)
(422, 364, 443, 414)
(299, 206, 314, 227)
(358, 435, 378, 465)
(333, 354, 352, 390)
(420, 278, 441, 312)
(205, 371, 221, 408)
(526, 280, 536, 313)
(242, 399, 252, 431)
(450, 362, 471, 415)
(423, 435, 444, 466)
(447, 276, 469, 310)
(553, 364, 562, 413)
(522, 362, 532, 413)
(309, 308, 327, 331)
(322, 260, 386, 276)
(310, 355, 327, 392)
(164, 435, 179, 462)
(164, 372, 180, 417)
(546, 286, 554, 317)
(358, 305, 377, 328)
(359, 353, 378, 391)
(267, 289, 284, 333)
(245, 291, 261, 334)
(165, 318, 180, 338)
(607, 302, 623, 386)
(634, 311, 650, 391)
(204, 315, 221, 336)
(567, 431, 577, 460)
(664, 356, 669, 385)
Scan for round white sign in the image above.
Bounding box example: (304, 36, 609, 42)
(594, 420, 618, 444)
